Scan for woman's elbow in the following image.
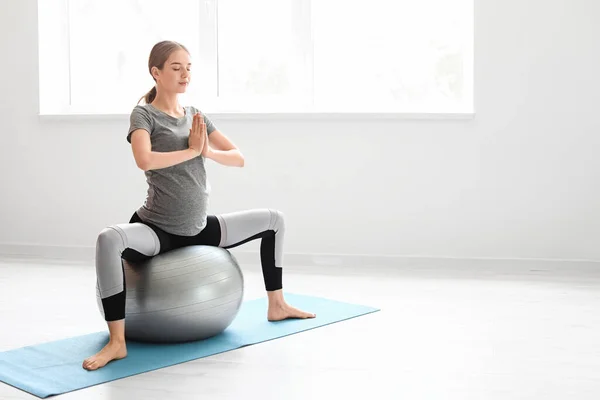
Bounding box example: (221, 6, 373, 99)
(136, 156, 151, 171)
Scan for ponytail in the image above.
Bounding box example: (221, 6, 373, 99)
(139, 86, 157, 105)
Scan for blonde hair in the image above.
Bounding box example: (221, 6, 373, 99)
(139, 40, 189, 104)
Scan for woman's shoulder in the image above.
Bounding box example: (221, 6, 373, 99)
(129, 104, 155, 128)
(132, 103, 153, 115)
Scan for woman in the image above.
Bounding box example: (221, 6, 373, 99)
(83, 40, 315, 371)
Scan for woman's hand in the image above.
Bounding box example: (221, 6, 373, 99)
(201, 117, 212, 158)
(188, 113, 206, 155)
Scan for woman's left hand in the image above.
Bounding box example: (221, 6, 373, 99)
(201, 125, 212, 158)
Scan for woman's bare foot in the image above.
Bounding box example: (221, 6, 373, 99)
(268, 303, 316, 321)
(267, 289, 316, 321)
(83, 320, 128, 371)
(82, 340, 127, 371)
(82, 314, 129, 371)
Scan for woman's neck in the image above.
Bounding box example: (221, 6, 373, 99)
(150, 93, 183, 117)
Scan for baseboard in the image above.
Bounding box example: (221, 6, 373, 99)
(0, 243, 95, 263)
(1, 243, 599, 269)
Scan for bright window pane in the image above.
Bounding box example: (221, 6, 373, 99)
(67, 0, 200, 110)
(217, 0, 306, 105)
(312, 0, 473, 112)
(60, 0, 472, 114)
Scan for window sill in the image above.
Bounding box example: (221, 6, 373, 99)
(38, 111, 475, 122)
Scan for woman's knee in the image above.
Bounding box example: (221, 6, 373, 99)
(96, 223, 161, 257)
(96, 226, 125, 251)
(269, 209, 285, 232)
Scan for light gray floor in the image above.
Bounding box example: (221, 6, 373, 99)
(1, 256, 599, 399)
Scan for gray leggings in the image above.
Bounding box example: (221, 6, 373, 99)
(95, 209, 285, 321)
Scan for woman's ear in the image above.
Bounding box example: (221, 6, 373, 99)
(151, 66, 160, 81)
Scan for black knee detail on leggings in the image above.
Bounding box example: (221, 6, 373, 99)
(101, 260, 127, 321)
(260, 230, 283, 291)
(223, 229, 283, 291)
(102, 290, 126, 321)
(103, 246, 151, 321)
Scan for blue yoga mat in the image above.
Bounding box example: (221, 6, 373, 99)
(0, 293, 379, 398)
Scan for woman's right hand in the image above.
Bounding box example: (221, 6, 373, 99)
(189, 112, 206, 155)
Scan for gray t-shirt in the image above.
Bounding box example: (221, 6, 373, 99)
(127, 104, 217, 236)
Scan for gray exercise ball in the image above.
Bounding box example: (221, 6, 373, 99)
(96, 245, 244, 343)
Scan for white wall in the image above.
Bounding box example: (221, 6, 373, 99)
(1, 0, 600, 264)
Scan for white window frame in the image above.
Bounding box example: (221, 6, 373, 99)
(37, 0, 474, 120)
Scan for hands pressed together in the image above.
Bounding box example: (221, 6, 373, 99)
(188, 112, 211, 158)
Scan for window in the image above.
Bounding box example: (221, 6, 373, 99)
(37, 0, 473, 115)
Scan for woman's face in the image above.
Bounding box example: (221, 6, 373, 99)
(153, 49, 192, 94)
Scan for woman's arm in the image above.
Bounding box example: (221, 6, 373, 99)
(130, 129, 201, 171)
(203, 130, 245, 167)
